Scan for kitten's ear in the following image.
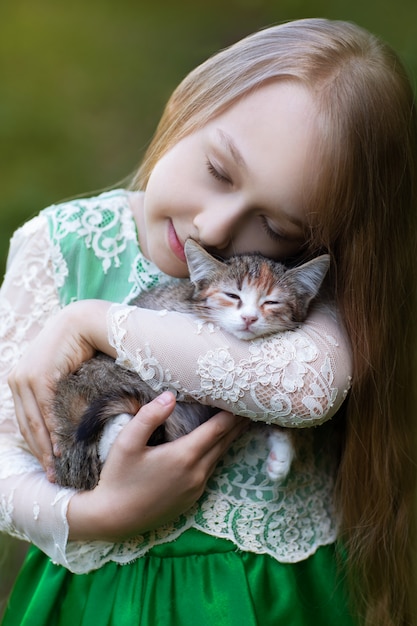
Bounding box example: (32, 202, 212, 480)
(286, 254, 330, 304)
(184, 239, 224, 283)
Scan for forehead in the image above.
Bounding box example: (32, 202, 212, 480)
(208, 81, 319, 223)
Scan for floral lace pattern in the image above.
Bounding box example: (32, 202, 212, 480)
(109, 303, 350, 427)
(0, 191, 352, 574)
(196, 425, 338, 560)
(194, 335, 338, 424)
(45, 190, 168, 305)
(45, 192, 137, 274)
(63, 424, 340, 574)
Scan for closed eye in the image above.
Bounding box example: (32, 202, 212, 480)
(264, 300, 281, 306)
(206, 159, 232, 185)
(224, 292, 241, 301)
(260, 216, 289, 242)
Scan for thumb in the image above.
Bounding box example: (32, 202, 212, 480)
(119, 391, 176, 446)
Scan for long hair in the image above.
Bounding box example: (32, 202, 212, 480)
(306, 26, 417, 626)
(132, 19, 417, 625)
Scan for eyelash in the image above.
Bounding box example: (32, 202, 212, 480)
(206, 159, 232, 184)
(260, 216, 287, 242)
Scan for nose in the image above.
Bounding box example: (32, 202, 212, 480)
(192, 201, 245, 250)
(241, 313, 259, 328)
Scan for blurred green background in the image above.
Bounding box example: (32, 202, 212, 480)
(1, 0, 416, 617)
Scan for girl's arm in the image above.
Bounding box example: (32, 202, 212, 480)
(0, 215, 77, 562)
(11, 276, 352, 476)
(1, 216, 244, 564)
(108, 300, 352, 425)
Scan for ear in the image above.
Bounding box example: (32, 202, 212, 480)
(184, 239, 224, 283)
(286, 254, 330, 304)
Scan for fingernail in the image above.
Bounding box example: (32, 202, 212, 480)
(156, 391, 175, 406)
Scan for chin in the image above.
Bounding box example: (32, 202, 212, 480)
(158, 257, 188, 278)
(233, 329, 258, 341)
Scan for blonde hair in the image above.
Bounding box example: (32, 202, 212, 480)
(133, 19, 417, 625)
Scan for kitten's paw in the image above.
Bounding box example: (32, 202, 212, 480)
(98, 413, 132, 462)
(266, 431, 295, 483)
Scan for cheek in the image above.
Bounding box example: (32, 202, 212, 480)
(145, 153, 178, 202)
(143, 188, 161, 226)
(147, 142, 195, 199)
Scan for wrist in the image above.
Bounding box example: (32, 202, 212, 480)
(65, 300, 117, 359)
(67, 491, 96, 541)
(67, 489, 120, 542)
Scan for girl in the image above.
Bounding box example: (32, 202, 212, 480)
(1, 17, 416, 626)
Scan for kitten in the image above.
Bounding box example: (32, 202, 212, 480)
(52, 239, 329, 490)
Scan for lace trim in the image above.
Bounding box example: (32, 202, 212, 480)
(125, 253, 172, 305)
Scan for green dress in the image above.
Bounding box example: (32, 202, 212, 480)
(4, 532, 353, 626)
(1, 190, 356, 626)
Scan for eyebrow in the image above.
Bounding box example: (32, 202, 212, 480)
(217, 128, 305, 233)
(217, 129, 248, 171)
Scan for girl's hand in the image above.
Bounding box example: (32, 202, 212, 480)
(67, 392, 246, 541)
(8, 300, 114, 478)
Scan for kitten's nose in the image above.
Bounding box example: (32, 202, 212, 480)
(242, 314, 258, 328)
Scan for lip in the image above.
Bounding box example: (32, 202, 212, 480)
(236, 328, 257, 340)
(167, 220, 186, 263)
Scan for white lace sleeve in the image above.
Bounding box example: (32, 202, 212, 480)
(108, 301, 352, 427)
(0, 216, 76, 566)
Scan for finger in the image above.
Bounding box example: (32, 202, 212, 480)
(175, 411, 247, 479)
(116, 391, 177, 450)
(15, 373, 59, 437)
(12, 391, 55, 475)
(199, 413, 248, 474)
(35, 387, 61, 456)
(184, 410, 246, 455)
(162, 412, 247, 502)
(10, 364, 61, 456)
